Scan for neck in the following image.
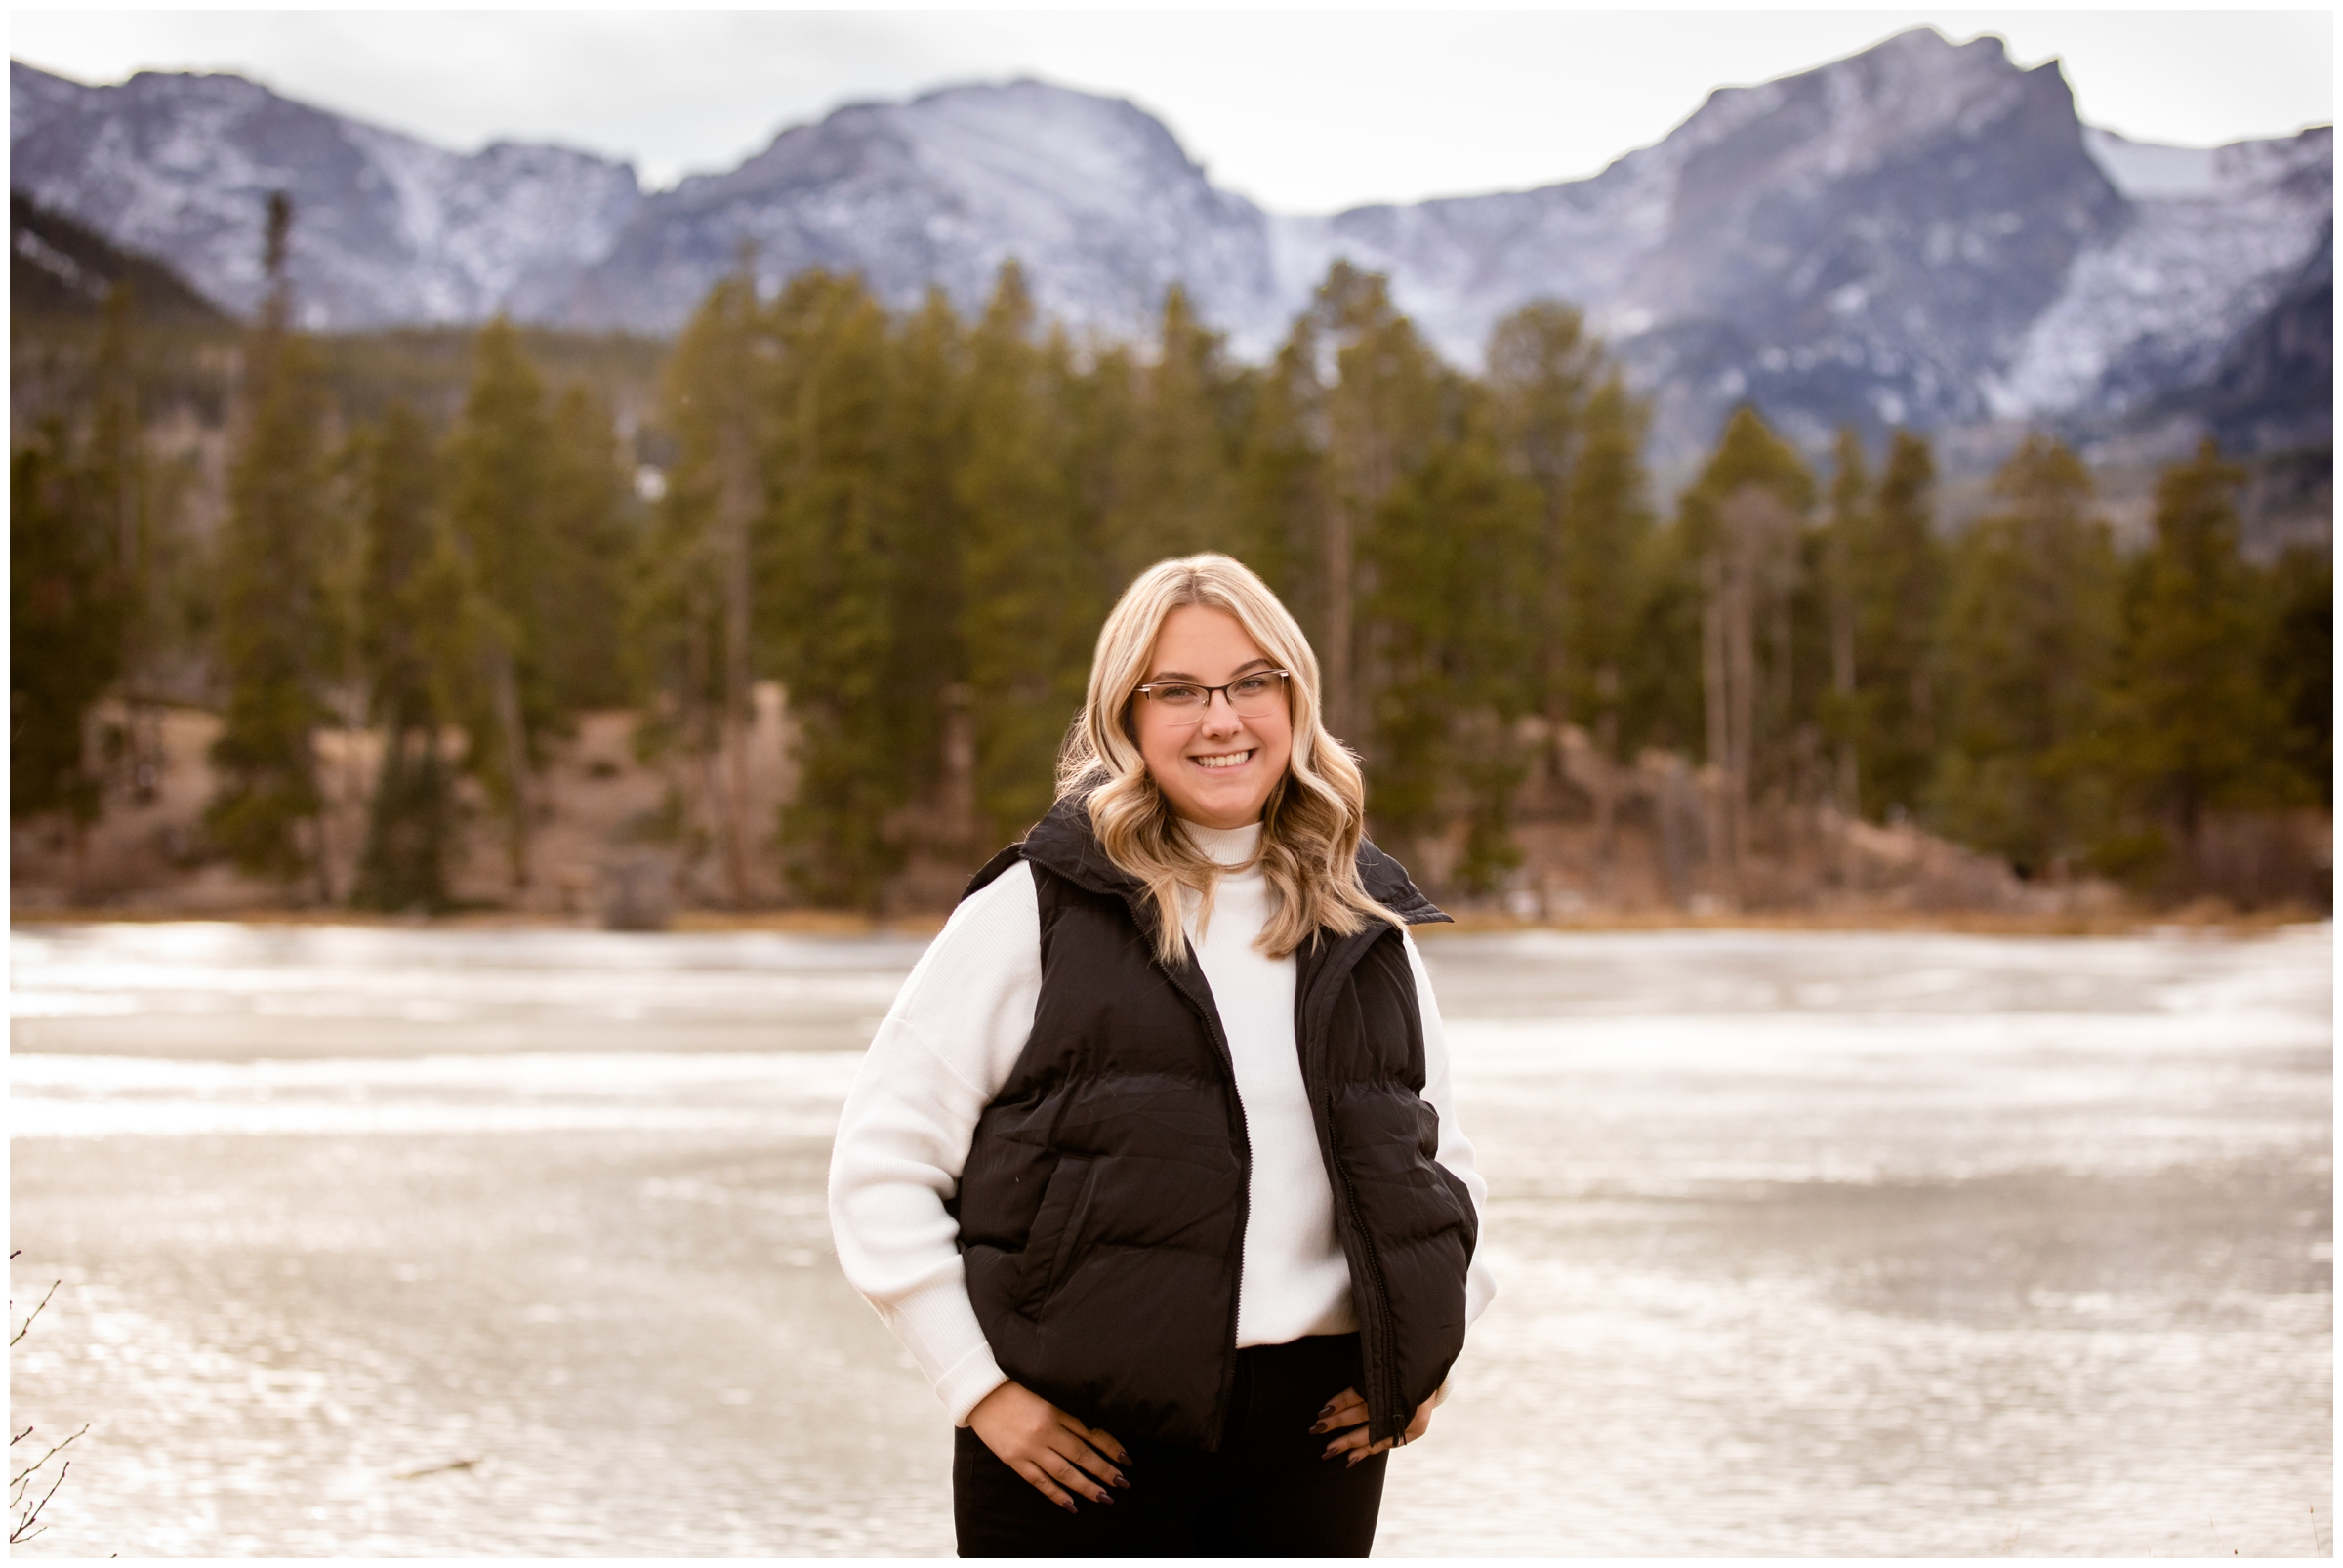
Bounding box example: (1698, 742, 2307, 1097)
(1180, 817, 1262, 869)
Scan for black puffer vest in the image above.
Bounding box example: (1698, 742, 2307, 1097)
(952, 796, 1476, 1451)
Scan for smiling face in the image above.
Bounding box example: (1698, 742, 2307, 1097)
(1133, 603, 1295, 831)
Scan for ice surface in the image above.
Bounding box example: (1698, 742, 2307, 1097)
(8, 920, 2328, 1555)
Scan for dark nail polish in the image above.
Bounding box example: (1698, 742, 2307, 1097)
(1096, 1494, 1114, 1506)
(1316, 1402, 1334, 1418)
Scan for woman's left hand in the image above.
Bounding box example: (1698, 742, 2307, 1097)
(1310, 1386, 1432, 1465)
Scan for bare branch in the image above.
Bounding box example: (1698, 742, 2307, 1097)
(10, 1459, 71, 1545)
(391, 1455, 481, 1481)
(12, 1424, 87, 1492)
(11, 1280, 61, 1347)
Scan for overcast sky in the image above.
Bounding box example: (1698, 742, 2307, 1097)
(11, 8, 2334, 211)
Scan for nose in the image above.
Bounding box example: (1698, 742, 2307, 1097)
(1198, 690, 1244, 738)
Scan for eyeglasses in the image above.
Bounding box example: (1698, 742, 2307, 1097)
(1133, 670, 1293, 723)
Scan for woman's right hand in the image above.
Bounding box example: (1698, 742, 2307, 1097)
(967, 1380, 1132, 1513)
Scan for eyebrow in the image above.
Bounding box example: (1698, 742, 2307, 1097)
(1146, 657, 1276, 682)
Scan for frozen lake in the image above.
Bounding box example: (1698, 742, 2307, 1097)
(9, 920, 2332, 1556)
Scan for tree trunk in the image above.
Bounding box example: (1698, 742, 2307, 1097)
(1830, 584, 1859, 819)
(489, 647, 532, 890)
(308, 807, 335, 907)
(1700, 556, 1733, 901)
(720, 447, 754, 909)
(1323, 495, 1354, 741)
(1593, 669, 1621, 895)
(1727, 538, 1755, 880)
(941, 682, 977, 856)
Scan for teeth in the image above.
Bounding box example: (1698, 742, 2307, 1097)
(1194, 750, 1253, 770)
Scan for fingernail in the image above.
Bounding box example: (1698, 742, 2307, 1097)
(1060, 1502, 1078, 1514)
(1309, 1421, 1327, 1434)
(1113, 1475, 1130, 1490)
(1096, 1494, 1114, 1506)
(1315, 1402, 1334, 1418)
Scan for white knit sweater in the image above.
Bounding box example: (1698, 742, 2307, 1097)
(827, 820, 1496, 1425)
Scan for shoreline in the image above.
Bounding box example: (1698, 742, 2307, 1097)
(9, 901, 2327, 941)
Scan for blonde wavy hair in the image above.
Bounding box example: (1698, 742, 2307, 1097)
(1057, 553, 1401, 964)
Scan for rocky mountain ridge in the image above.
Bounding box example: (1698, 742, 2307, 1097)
(10, 29, 2330, 465)
(11, 62, 642, 329)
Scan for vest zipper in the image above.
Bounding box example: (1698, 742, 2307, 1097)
(1162, 947, 1250, 1451)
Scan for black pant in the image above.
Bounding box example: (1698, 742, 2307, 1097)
(953, 1333, 1387, 1558)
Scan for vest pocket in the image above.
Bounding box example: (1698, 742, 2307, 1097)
(1019, 1154, 1098, 1315)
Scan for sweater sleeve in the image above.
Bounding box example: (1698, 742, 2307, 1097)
(1404, 928, 1498, 1329)
(827, 859, 1043, 1425)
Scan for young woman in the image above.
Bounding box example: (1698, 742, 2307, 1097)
(829, 553, 1495, 1556)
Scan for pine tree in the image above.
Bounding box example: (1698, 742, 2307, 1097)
(10, 421, 125, 829)
(1365, 384, 1541, 890)
(1818, 428, 1870, 814)
(1102, 285, 1246, 584)
(1485, 300, 1601, 721)
(1555, 379, 1654, 739)
(1672, 408, 1817, 879)
(350, 401, 458, 911)
(205, 192, 337, 893)
(762, 270, 910, 906)
(1318, 263, 1447, 745)
(2102, 439, 2286, 886)
(442, 317, 556, 888)
(1557, 379, 1656, 874)
(636, 273, 767, 896)
(537, 383, 634, 715)
(881, 288, 975, 858)
(957, 262, 1089, 845)
(11, 258, 172, 843)
(85, 283, 169, 798)
(2260, 544, 2331, 808)
(1483, 302, 1656, 883)
(1847, 431, 1943, 819)
(1928, 434, 2118, 874)
(1232, 309, 1327, 621)
(1060, 336, 1140, 604)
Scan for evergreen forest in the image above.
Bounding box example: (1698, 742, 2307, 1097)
(13, 231, 2332, 918)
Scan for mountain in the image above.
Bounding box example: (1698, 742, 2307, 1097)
(9, 62, 642, 328)
(10, 32, 2331, 465)
(12, 189, 230, 324)
(1290, 31, 2328, 462)
(1295, 30, 2134, 458)
(564, 79, 1287, 349)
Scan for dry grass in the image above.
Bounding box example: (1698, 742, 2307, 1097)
(13, 899, 2325, 942)
(1423, 897, 2330, 940)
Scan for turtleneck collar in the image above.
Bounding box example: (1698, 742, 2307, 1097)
(1179, 818, 1262, 869)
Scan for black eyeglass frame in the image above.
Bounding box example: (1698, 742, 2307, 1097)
(1130, 668, 1295, 720)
